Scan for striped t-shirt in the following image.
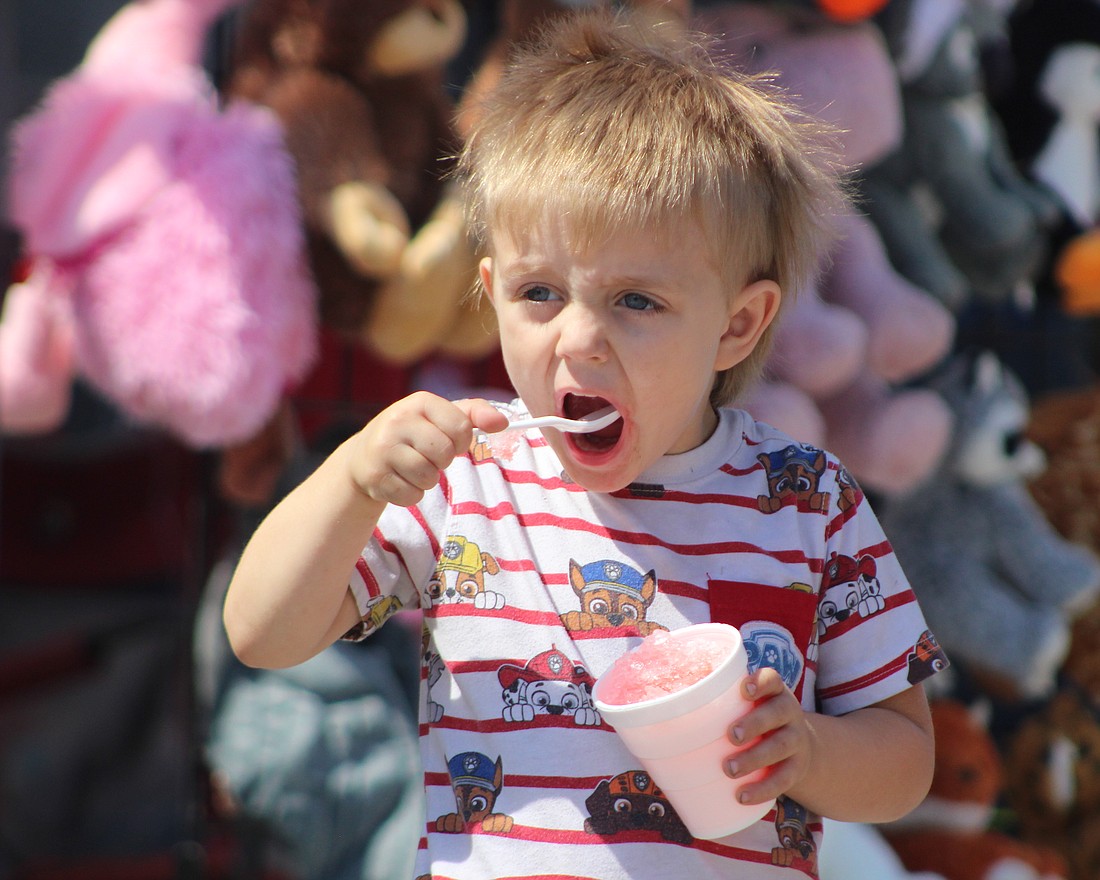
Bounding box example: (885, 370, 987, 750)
(348, 403, 945, 880)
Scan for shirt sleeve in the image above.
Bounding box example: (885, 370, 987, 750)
(342, 480, 451, 641)
(813, 464, 949, 715)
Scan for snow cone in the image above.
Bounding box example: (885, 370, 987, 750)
(592, 623, 774, 839)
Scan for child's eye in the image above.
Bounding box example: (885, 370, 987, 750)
(620, 291, 659, 311)
(521, 284, 558, 303)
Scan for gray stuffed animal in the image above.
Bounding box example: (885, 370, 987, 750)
(863, 0, 1060, 309)
(878, 350, 1100, 700)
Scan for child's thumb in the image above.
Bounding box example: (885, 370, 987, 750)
(454, 398, 509, 433)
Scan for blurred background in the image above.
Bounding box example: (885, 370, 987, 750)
(5, 1, 1100, 879)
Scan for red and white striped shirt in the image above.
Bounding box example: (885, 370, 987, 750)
(348, 403, 945, 880)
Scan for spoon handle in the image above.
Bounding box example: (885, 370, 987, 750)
(500, 407, 619, 434)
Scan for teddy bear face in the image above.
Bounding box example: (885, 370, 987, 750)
(309, 0, 465, 82)
(237, 0, 464, 88)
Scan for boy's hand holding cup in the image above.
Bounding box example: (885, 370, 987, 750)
(592, 623, 775, 840)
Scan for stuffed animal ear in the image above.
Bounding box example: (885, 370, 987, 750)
(369, 0, 466, 76)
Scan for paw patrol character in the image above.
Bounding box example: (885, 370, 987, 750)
(437, 752, 514, 834)
(836, 463, 860, 513)
(421, 625, 447, 723)
(429, 536, 505, 609)
(584, 770, 693, 844)
(817, 552, 886, 637)
(366, 594, 403, 630)
(560, 559, 667, 635)
(907, 630, 949, 684)
(757, 444, 829, 513)
(469, 429, 493, 462)
(772, 796, 816, 870)
(497, 647, 600, 726)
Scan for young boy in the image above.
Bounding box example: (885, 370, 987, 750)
(225, 9, 944, 878)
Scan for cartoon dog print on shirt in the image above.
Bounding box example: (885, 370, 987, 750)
(437, 752, 514, 834)
(772, 796, 817, 871)
(836, 463, 859, 513)
(429, 535, 505, 610)
(757, 443, 829, 513)
(497, 647, 601, 726)
(817, 551, 886, 637)
(560, 559, 668, 636)
(907, 629, 949, 683)
(584, 770, 693, 844)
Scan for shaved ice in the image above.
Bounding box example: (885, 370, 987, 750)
(598, 628, 732, 705)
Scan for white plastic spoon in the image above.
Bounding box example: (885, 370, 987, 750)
(499, 405, 621, 434)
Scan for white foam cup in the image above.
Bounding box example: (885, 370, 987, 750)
(591, 623, 775, 839)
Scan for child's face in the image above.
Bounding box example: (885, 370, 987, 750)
(481, 215, 779, 493)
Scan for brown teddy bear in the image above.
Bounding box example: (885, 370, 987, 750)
(215, 0, 507, 506)
(226, 0, 497, 364)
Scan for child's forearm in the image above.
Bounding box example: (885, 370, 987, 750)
(783, 685, 934, 822)
(223, 437, 385, 669)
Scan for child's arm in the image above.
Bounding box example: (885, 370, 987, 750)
(724, 671, 934, 823)
(222, 391, 508, 670)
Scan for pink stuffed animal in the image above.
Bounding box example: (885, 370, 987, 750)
(2, 0, 316, 448)
(699, 3, 956, 495)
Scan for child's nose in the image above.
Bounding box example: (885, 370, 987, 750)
(555, 307, 609, 362)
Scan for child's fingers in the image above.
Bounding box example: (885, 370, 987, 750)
(733, 758, 799, 806)
(740, 667, 785, 702)
(350, 393, 473, 503)
(453, 397, 510, 434)
(725, 721, 800, 779)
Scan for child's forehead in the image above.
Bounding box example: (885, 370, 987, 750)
(488, 207, 699, 257)
(486, 213, 735, 295)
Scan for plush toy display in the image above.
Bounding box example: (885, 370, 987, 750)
(1003, 682, 1100, 880)
(700, 2, 956, 495)
(226, 0, 498, 366)
(877, 351, 1100, 700)
(2, 0, 317, 448)
(882, 699, 1070, 880)
(864, 0, 1061, 310)
(991, 0, 1100, 325)
(998, 0, 1100, 240)
(1026, 385, 1100, 554)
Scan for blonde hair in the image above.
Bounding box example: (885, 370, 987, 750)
(458, 9, 848, 404)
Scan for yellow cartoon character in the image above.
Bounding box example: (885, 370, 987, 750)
(429, 536, 505, 609)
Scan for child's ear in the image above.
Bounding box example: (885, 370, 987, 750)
(715, 279, 781, 371)
(478, 256, 495, 303)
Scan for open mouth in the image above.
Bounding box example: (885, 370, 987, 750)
(563, 393, 623, 451)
